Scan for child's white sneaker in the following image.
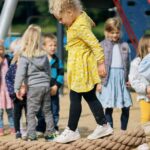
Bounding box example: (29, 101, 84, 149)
(22, 131, 27, 140)
(87, 124, 113, 140)
(54, 127, 80, 143)
(137, 143, 150, 150)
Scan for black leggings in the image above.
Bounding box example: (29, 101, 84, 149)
(68, 87, 107, 131)
(14, 98, 27, 132)
(105, 107, 130, 130)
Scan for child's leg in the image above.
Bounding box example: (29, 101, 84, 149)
(27, 87, 42, 139)
(83, 87, 113, 140)
(23, 99, 27, 126)
(140, 100, 150, 124)
(54, 90, 82, 143)
(14, 100, 22, 133)
(83, 88, 107, 125)
(0, 109, 4, 129)
(121, 107, 130, 130)
(67, 90, 82, 131)
(6, 108, 14, 131)
(105, 108, 113, 128)
(51, 94, 60, 131)
(42, 87, 54, 134)
(36, 108, 46, 133)
(21, 100, 27, 139)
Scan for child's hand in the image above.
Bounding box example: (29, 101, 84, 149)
(147, 86, 150, 94)
(126, 81, 131, 88)
(98, 62, 106, 77)
(20, 85, 27, 97)
(146, 86, 150, 98)
(96, 83, 102, 92)
(16, 91, 23, 100)
(50, 85, 58, 96)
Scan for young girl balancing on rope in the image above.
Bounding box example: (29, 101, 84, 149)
(49, 0, 113, 143)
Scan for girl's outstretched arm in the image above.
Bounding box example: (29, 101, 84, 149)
(14, 57, 28, 94)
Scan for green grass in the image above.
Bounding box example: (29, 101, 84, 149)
(12, 23, 57, 35)
(12, 22, 105, 37)
(93, 22, 105, 40)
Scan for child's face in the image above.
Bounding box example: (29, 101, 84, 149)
(54, 10, 76, 27)
(107, 29, 120, 42)
(44, 38, 57, 56)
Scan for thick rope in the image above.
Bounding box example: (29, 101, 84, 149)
(0, 126, 148, 150)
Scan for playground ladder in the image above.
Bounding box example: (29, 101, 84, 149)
(113, 0, 150, 58)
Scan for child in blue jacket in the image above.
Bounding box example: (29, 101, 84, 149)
(43, 33, 64, 132)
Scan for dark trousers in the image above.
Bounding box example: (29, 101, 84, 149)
(36, 108, 46, 133)
(68, 87, 107, 131)
(105, 107, 130, 130)
(14, 98, 27, 132)
(51, 93, 60, 130)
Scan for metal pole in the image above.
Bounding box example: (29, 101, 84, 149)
(0, 0, 19, 40)
(57, 22, 64, 61)
(57, 22, 64, 95)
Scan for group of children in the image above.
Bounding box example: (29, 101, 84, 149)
(0, 0, 149, 149)
(0, 26, 64, 141)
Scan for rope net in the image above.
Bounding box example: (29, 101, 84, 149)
(0, 125, 149, 150)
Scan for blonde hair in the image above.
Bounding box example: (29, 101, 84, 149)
(11, 51, 21, 64)
(21, 24, 46, 58)
(104, 17, 121, 38)
(49, 0, 82, 17)
(9, 38, 21, 53)
(43, 33, 57, 45)
(138, 34, 150, 59)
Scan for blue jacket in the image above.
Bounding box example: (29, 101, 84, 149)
(100, 39, 131, 86)
(139, 53, 150, 82)
(129, 57, 150, 102)
(50, 54, 64, 88)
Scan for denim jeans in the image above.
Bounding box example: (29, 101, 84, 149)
(0, 108, 14, 128)
(51, 93, 60, 130)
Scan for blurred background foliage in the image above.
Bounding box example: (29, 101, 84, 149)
(0, 0, 115, 41)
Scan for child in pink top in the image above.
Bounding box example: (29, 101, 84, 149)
(0, 41, 14, 135)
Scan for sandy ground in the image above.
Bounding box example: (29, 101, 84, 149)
(0, 91, 141, 141)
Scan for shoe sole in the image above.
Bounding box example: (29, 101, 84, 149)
(87, 129, 113, 140)
(54, 135, 80, 143)
(137, 143, 150, 150)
